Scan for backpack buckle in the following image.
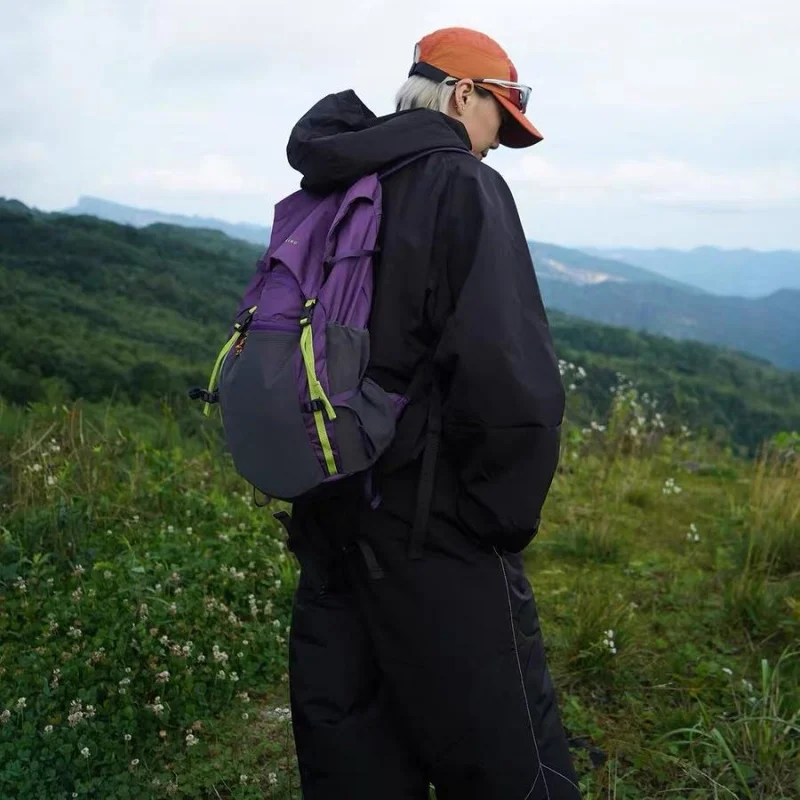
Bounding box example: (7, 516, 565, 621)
(188, 387, 219, 404)
(302, 399, 326, 414)
(300, 298, 317, 326)
(233, 305, 257, 332)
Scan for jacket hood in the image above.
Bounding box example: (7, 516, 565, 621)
(287, 90, 471, 193)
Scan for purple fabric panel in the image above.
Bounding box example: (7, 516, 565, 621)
(238, 190, 326, 317)
(270, 190, 327, 254)
(251, 265, 305, 330)
(236, 265, 268, 318)
(269, 192, 343, 297)
(318, 175, 382, 329)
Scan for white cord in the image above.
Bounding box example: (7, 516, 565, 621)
(496, 548, 550, 800)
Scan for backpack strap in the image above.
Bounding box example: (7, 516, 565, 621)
(378, 146, 472, 181)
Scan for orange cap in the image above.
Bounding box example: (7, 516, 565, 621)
(411, 27, 542, 148)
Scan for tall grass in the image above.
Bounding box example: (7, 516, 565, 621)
(1, 388, 798, 798)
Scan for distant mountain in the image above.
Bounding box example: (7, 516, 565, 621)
(63, 196, 696, 293)
(3, 200, 799, 451)
(585, 246, 800, 298)
(530, 242, 703, 294)
(64, 196, 272, 246)
(52, 196, 800, 369)
(539, 279, 800, 370)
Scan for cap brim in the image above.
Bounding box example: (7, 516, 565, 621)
(491, 92, 543, 148)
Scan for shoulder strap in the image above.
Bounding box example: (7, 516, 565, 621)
(378, 146, 472, 181)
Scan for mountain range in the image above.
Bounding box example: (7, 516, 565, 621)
(3, 198, 799, 452)
(586, 246, 800, 298)
(60, 196, 800, 370)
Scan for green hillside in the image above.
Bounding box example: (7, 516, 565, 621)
(1, 202, 799, 451)
(541, 278, 800, 371)
(1, 201, 798, 798)
(0, 203, 260, 404)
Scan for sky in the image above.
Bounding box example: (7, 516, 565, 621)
(2, 0, 799, 250)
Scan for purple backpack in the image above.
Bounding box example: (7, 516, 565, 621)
(193, 148, 467, 505)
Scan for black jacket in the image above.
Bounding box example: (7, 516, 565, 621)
(287, 91, 565, 552)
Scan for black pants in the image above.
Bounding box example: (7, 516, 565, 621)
(288, 498, 581, 799)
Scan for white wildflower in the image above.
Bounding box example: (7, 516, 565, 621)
(268, 772, 278, 787)
(156, 670, 170, 684)
(185, 733, 199, 746)
(44, 724, 53, 734)
(67, 700, 85, 727)
(148, 697, 165, 716)
(80, 746, 90, 759)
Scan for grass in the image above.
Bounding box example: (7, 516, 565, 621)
(0, 387, 798, 799)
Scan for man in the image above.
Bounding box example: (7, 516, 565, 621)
(285, 26, 580, 799)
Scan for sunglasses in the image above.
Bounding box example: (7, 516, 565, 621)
(445, 77, 531, 114)
(409, 61, 532, 114)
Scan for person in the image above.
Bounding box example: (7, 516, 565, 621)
(284, 26, 581, 800)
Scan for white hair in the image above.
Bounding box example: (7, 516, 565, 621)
(394, 75, 456, 113)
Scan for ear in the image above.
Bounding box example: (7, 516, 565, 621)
(453, 79, 475, 115)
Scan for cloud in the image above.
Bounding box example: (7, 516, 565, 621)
(2, 0, 800, 246)
(517, 157, 800, 211)
(127, 155, 267, 195)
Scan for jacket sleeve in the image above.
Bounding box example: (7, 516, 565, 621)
(434, 165, 565, 552)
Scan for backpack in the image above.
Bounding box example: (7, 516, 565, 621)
(191, 147, 468, 536)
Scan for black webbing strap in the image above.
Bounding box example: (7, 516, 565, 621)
(356, 538, 385, 580)
(408, 379, 442, 560)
